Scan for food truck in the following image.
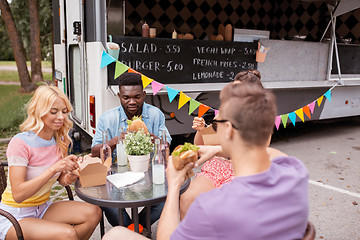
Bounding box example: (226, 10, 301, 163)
(52, 0, 360, 143)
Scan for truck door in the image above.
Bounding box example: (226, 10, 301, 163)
(65, 0, 87, 127)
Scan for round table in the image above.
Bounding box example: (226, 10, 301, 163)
(74, 164, 190, 237)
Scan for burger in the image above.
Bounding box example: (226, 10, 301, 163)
(171, 142, 199, 178)
(127, 116, 149, 133)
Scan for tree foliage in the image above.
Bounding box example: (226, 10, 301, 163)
(0, 0, 52, 61)
(0, 0, 37, 92)
(0, 17, 13, 60)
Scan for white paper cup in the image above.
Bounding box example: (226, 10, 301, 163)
(106, 42, 120, 59)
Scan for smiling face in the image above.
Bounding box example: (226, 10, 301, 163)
(41, 97, 69, 137)
(118, 85, 146, 119)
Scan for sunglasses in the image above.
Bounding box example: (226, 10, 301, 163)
(211, 119, 238, 132)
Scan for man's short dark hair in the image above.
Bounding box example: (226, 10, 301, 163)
(118, 72, 143, 89)
(220, 82, 276, 146)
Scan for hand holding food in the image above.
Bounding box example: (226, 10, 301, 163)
(52, 154, 79, 174)
(171, 142, 199, 178)
(127, 116, 149, 133)
(192, 117, 206, 131)
(167, 155, 194, 190)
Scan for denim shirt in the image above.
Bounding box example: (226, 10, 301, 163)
(91, 103, 172, 160)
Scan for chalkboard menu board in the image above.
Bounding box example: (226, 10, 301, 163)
(107, 36, 257, 85)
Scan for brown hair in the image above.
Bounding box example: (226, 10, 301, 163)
(219, 82, 276, 146)
(233, 69, 263, 88)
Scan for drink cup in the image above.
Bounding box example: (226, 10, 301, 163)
(106, 42, 120, 60)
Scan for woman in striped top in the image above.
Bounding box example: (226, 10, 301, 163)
(0, 85, 101, 240)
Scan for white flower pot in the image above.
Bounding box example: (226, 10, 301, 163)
(128, 153, 150, 172)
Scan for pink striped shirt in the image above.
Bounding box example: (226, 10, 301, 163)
(2, 131, 61, 207)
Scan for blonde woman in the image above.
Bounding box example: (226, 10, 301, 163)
(0, 85, 101, 240)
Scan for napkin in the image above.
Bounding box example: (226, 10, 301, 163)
(107, 172, 145, 188)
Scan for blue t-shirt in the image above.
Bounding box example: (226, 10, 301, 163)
(92, 103, 171, 159)
(171, 156, 309, 240)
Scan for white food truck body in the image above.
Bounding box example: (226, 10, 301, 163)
(52, 0, 360, 141)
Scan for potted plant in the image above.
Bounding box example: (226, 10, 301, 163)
(124, 130, 154, 172)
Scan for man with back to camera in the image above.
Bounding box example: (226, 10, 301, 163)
(91, 72, 171, 229)
(102, 82, 309, 240)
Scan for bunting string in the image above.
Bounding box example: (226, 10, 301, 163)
(101, 50, 339, 131)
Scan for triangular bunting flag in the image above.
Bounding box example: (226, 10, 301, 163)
(141, 75, 153, 88)
(214, 110, 219, 116)
(324, 90, 331, 102)
(114, 61, 129, 79)
(280, 114, 288, 128)
(100, 51, 116, 68)
(189, 99, 201, 115)
(303, 105, 311, 119)
(151, 81, 164, 95)
(295, 108, 304, 122)
(166, 86, 179, 103)
(308, 101, 315, 114)
(198, 104, 210, 118)
(288, 112, 296, 126)
(275, 116, 281, 130)
(178, 92, 191, 109)
(128, 68, 139, 74)
(317, 96, 324, 107)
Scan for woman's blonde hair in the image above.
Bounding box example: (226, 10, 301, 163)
(20, 85, 73, 157)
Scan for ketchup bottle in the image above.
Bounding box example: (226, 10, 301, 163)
(142, 22, 149, 37)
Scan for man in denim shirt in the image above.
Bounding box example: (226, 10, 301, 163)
(91, 72, 171, 229)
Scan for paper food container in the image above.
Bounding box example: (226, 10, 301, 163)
(77, 155, 112, 187)
(200, 125, 219, 145)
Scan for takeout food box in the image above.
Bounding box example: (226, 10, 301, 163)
(200, 125, 219, 145)
(76, 155, 112, 187)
